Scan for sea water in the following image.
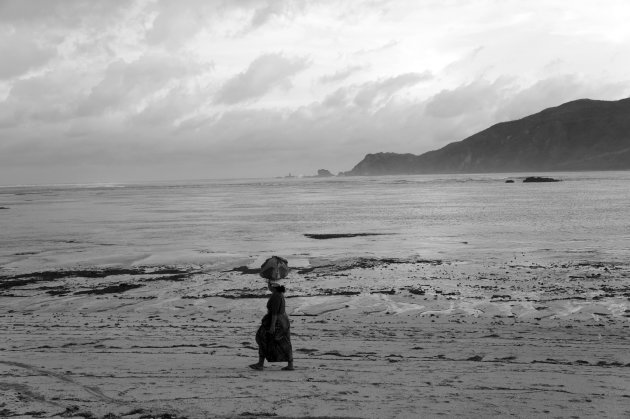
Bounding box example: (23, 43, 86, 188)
(1, 172, 629, 273)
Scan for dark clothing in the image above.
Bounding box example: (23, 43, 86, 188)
(267, 290, 285, 314)
(256, 291, 293, 362)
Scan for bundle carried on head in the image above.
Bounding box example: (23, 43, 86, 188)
(260, 256, 289, 282)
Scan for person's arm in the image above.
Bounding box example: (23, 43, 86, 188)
(268, 293, 280, 333)
(268, 314, 277, 333)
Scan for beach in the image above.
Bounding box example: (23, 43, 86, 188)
(1, 174, 629, 418)
(1, 255, 629, 418)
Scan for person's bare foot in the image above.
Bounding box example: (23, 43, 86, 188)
(249, 363, 264, 370)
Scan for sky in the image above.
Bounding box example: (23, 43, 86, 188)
(1, 0, 630, 184)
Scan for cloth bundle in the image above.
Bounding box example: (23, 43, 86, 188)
(259, 256, 289, 282)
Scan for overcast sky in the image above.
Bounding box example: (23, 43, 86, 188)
(1, 0, 630, 184)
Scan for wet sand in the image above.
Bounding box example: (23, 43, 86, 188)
(1, 257, 629, 418)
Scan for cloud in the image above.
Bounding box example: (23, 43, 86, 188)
(0, 0, 123, 23)
(214, 53, 309, 104)
(145, 0, 210, 48)
(0, 29, 56, 79)
(0, 68, 86, 127)
(77, 53, 206, 118)
(0, 0, 132, 43)
(319, 65, 365, 84)
(425, 78, 510, 118)
(323, 72, 433, 110)
(354, 72, 432, 107)
(129, 87, 202, 128)
(499, 74, 630, 121)
(250, 0, 294, 29)
(352, 40, 398, 56)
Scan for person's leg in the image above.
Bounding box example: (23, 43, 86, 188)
(249, 352, 265, 369)
(250, 327, 266, 369)
(282, 326, 294, 370)
(282, 361, 294, 371)
(249, 357, 264, 370)
(282, 343, 294, 370)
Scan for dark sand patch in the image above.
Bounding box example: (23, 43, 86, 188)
(523, 176, 561, 182)
(226, 266, 262, 275)
(304, 233, 392, 239)
(0, 267, 193, 294)
(301, 257, 442, 275)
(74, 283, 144, 295)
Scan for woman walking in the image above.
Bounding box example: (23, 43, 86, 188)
(250, 256, 294, 371)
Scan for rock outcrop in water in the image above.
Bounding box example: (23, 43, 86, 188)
(343, 98, 630, 175)
(316, 169, 334, 177)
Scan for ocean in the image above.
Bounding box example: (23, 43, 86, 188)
(1, 171, 629, 274)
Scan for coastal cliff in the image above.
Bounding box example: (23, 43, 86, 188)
(344, 98, 630, 175)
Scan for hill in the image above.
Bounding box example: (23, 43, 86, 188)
(343, 98, 630, 175)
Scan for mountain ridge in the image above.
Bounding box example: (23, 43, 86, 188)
(343, 98, 630, 175)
